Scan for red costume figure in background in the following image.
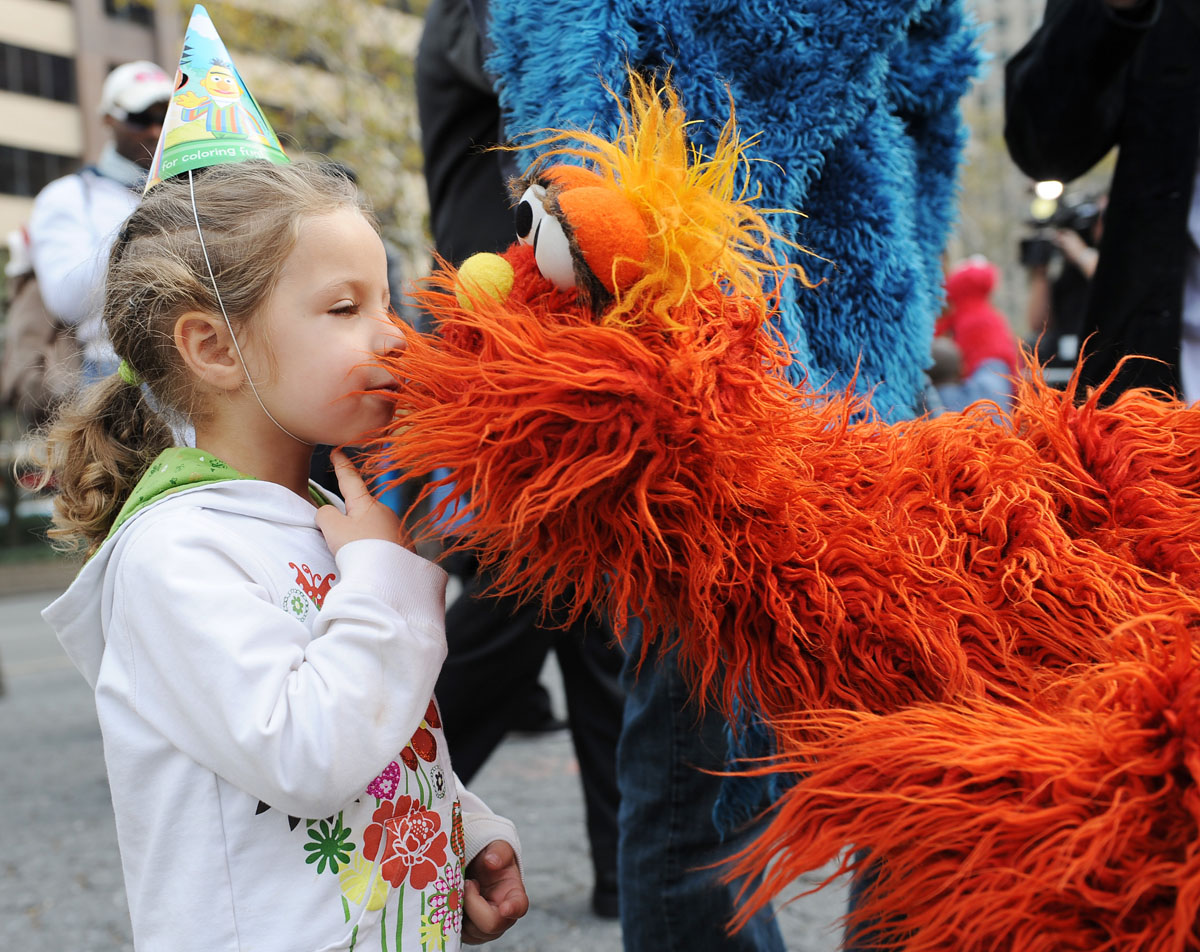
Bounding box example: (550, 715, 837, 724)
(936, 256, 1019, 378)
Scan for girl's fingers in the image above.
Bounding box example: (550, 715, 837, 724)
(463, 879, 501, 939)
(330, 450, 370, 507)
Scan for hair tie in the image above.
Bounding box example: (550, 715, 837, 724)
(117, 359, 143, 387)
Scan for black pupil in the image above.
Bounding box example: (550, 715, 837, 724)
(515, 200, 533, 239)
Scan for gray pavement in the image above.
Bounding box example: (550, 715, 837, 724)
(0, 582, 847, 951)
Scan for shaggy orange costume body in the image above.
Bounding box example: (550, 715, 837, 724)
(367, 78, 1200, 949)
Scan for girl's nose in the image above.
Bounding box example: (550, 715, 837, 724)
(375, 311, 407, 356)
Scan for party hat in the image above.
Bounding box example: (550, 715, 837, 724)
(144, 4, 288, 193)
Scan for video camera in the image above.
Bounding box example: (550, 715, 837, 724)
(1018, 195, 1102, 269)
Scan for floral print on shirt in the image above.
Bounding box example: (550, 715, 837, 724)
(364, 795, 449, 890)
(429, 863, 464, 935)
(278, 692, 464, 950)
(257, 553, 466, 950)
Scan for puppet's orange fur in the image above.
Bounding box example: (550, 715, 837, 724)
(367, 77, 1200, 949)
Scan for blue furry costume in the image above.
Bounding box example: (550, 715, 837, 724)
(477, 2, 980, 944)
(485, 0, 979, 419)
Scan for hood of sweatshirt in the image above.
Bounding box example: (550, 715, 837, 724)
(43, 447, 340, 688)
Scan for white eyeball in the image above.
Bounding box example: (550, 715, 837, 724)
(532, 213, 577, 291)
(514, 183, 576, 291)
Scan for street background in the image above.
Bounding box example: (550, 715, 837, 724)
(0, 570, 848, 951)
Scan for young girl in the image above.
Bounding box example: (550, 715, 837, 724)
(39, 160, 527, 952)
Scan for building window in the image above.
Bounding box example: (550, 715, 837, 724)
(0, 145, 78, 198)
(0, 44, 76, 104)
(104, 0, 155, 27)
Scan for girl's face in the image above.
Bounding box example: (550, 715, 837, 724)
(245, 207, 401, 448)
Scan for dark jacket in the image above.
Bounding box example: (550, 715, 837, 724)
(415, 0, 514, 268)
(1005, 0, 1200, 397)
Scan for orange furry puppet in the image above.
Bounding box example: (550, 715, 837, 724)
(365, 76, 1200, 949)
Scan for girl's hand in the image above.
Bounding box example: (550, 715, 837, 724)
(462, 841, 529, 944)
(315, 450, 408, 555)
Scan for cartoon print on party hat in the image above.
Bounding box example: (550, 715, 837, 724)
(144, 4, 288, 193)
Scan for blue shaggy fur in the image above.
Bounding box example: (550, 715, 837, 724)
(486, 0, 980, 421)
(485, 0, 981, 827)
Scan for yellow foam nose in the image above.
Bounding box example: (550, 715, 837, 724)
(456, 253, 514, 310)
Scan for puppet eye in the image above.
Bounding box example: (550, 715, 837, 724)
(532, 212, 577, 291)
(515, 183, 576, 291)
(516, 184, 549, 244)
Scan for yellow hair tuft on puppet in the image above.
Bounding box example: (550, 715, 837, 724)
(515, 73, 811, 329)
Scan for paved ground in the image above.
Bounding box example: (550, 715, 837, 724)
(0, 579, 847, 951)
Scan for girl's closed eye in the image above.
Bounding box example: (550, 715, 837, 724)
(329, 300, 358, 316)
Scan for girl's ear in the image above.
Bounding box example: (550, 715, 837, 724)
(174, 311, 244, 391)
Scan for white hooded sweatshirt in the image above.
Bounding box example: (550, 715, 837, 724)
(43, 449, 519, 952)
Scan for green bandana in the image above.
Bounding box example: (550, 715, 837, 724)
(104, 447, 334, 550)
(106, 447, 256, 543)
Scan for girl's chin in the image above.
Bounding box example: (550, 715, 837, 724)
(335, 414, 394, 445)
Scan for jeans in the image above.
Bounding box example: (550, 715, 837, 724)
(617, 625, 785, 952)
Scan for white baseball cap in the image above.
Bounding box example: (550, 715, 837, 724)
(99, 61, 173, 120)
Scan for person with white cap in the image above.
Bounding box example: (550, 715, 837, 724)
(27, 60, 173, 382)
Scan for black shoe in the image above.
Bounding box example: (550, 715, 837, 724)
(510, 684, 569, 733)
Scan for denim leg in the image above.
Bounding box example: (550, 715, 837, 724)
(844, 856, 896, 951)
(617, 627, 785, 952)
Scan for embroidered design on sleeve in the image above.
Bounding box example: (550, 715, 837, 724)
(281, 560, 337, 619)
(289, 561, 335, 608)
(283, 589, 310, 620)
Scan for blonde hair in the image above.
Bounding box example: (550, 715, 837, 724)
(38, 160, 370, 556)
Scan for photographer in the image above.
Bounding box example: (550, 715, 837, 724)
(1005, 0, 1200, 401)
(1020, 194, 1104, 383)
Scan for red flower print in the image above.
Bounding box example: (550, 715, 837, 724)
(397, 700, 441, 771)
(364, 795, 448, 889)
(410, 726, 437, 762)
(362, 800, 398, 862)
(425, 698, 441, 728)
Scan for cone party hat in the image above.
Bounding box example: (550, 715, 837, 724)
(144, 4, 288, 193)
